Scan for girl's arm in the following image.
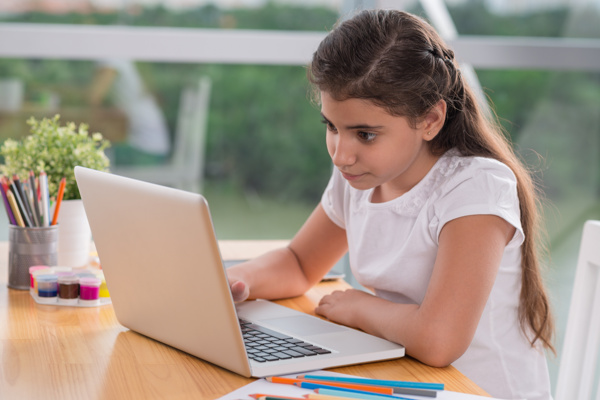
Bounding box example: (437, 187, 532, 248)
(315, 214, 515, 367)
(227, 203, 348, 302)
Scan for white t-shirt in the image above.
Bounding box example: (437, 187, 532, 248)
(320, 149, 552, 400)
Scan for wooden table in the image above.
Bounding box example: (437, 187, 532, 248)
(0, 241, 489, 399)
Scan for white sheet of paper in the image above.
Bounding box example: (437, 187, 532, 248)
(216, 370, 512, 400)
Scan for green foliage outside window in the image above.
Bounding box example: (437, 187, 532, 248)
(0, 1, 598, 206)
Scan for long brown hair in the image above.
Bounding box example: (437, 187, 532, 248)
(308, 9, 555, 352)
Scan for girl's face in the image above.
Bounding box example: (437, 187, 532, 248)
(321, 91, 441, 201)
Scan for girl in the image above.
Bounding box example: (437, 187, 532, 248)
(227, 9, 554, 400)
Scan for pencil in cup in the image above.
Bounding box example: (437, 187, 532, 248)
(9, 178, 33, 227)
(7, 224, 59, 290)
(6, 191, 25, 227)
(0, 178, 17, 225)
(11, 175, 35, 226)
(50, 177, 66, 225)
(29, 171, 43, 226)
(40, 172, 50, 227)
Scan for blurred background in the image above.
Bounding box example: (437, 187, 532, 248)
(0, 0, 599, 394)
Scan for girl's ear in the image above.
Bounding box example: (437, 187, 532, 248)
(420, 100, 447, 141)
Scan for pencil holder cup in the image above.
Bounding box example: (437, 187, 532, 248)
(8, 225, 58, 290)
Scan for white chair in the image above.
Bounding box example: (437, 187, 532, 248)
(555, 220, 600, 400)
(112, 76, 211, 193)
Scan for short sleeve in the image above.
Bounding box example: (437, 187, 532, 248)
(320, 168, 347, 229)
(433, 158, 524, 246)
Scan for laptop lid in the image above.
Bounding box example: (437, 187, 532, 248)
(75, 167, 405, 378)
(75, 166, 252, 377)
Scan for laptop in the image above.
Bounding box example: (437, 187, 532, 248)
(75, 166, 405, 378)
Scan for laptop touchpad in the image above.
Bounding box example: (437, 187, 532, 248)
(261, 315, 347, 336)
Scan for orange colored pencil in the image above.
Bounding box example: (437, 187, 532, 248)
(266, 377, 304, 385)
(266, 376, 394, 395)
(51, 177, 66, 225)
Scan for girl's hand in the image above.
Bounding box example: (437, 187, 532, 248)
(229, 279, 250, 303)
(315, 289, 373, 328)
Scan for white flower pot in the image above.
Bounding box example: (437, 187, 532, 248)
(56, 199, 92, 267)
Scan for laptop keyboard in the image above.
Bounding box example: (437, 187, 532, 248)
(239, 318, 332, 363)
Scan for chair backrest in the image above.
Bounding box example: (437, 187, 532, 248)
(171, 76, 212, 182)
(555, 220, 600, 400)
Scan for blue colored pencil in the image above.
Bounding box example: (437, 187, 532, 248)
(298, 375, 444, 391)
(296, 383, 413, 400)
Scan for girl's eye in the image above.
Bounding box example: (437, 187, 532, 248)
(321, 118, 337, 132)
(358, 131, 377, 142)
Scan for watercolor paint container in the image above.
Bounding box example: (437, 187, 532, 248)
(79, 277, 101, 306)
(29, 266, 51, 294)
(94, 271, 110, 298)
(36, 274, 58, 304)
(31, 267, 52, 295)
(50, 266, 73, 277)
(74, 270, 97, 280)
(29, 267, 111, 308)
(57, 275, 80, 305)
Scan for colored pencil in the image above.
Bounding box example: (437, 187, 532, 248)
(23, 183, 39, 226)
(12, 174, 35, 226)
(284, 376, 436, 397)
(268, 377, 394, 395)
(257, 397, 306, 400)
(9, 179, 32, 227)
(304, 395, 360, 400)
(293, 382, 393, 396)
(314, 388, 412, 400)
(51, 177, 66, 225)
(310, 386, 409, 400)
(29, 171, 42, 226)
(0, 178, 17, 225)
(40, 172, 50, 226)
(266, 377, 304, 385)
(298, 375, 444, 391)
(7, 191, 25, 227)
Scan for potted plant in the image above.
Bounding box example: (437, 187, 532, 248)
(0, 114, 110, 266)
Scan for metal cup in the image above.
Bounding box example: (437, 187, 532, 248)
(8, 225, 58, 290)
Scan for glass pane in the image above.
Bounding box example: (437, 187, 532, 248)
(0, 58, 328, 240)
(0, 1, 340, 30)
(441, 0, 600, 39)
(479, 68, 600, 387)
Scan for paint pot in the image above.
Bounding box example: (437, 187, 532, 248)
(79, 277, 101, 305)
(50, 266, 74, 277)
(36, 274, 58, 303)
(94, 271, 110, 298)
(57, 275, 80, 305)
(74, 270, 96, 280)
(29, 266, 51, 294)
(31, 268, 52, 296)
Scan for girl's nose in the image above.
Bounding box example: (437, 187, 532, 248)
(329, 134, 357, 168)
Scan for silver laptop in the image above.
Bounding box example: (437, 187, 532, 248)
(75, 166, 405, 378)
